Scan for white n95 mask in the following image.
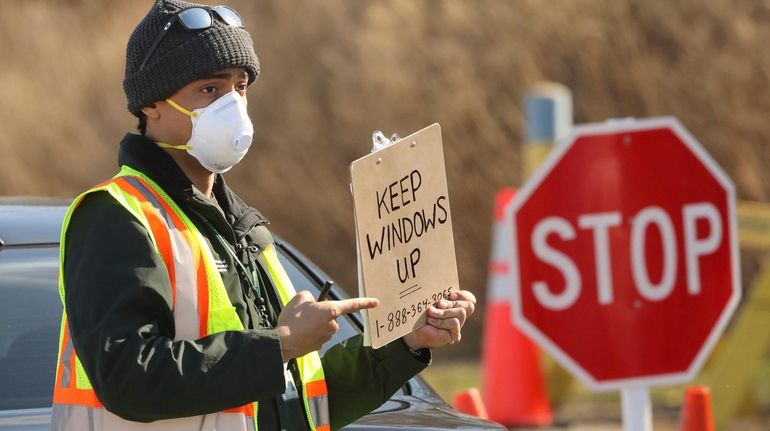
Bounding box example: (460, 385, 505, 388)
(159, 91, 254, 174)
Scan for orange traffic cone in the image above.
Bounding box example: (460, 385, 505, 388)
(454, 388, 489, 419)
(679, 385, 715, 431)
(481, 188, 553, 427)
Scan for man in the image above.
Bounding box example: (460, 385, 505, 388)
(51, 1, 476, 430)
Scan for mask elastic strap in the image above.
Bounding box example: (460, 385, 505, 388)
(166, 98, 199, 118)
(156, 142, 192, 150)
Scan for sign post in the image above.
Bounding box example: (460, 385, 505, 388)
(621, 387, 652, 431)
(505, 117, 740, 429)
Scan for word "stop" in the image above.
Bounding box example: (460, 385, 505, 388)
(530, 202, 723, 310)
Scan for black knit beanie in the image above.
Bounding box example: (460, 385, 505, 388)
(123, 0, 260, 116)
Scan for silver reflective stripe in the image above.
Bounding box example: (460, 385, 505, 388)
(307, 394, 330, 428)
(122, 176, 200, 341)
(51, 404, 256, 431)
(59, 339, 74, 388)
(122, 177, 175, 227)
(50, 404, 100, 431)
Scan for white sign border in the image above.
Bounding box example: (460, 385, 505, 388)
(504, 116, 741, 391)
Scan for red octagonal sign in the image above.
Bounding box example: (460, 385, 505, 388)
(506, 117, 740, 390)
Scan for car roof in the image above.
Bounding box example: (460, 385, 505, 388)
(0, 197, 70, 247)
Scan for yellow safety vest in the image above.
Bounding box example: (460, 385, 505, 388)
(51, 166, 329, 431)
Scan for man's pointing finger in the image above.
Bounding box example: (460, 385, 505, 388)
(331, 298, 380, 316)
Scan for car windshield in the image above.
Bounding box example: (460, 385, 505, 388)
(0, 243, 360, 411)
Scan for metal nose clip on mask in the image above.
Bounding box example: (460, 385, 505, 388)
(158, 91, 254, 174)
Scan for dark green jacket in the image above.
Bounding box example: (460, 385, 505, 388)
(62, 133, 430, 430)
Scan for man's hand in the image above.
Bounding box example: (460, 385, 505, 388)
(403, 290, 476, 350)
(277, 291, 379, 360)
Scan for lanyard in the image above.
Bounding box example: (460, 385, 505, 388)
(196, 215, 265, 302)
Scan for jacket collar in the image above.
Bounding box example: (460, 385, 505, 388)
(118, 133, 194, 197)
(117, 133, 269, 239)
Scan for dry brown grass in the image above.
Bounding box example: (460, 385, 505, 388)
(3, 0, 770, 359)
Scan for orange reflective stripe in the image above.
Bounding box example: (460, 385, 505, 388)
(315, 425, 331, 431)
(196, 257, 209, 337)
(91, 179, 114, 189)
(52, 386, 103, 408)
(305, 380, 328, 398)
(223, 403, 255, 416)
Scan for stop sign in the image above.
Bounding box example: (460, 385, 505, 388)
(506, 117, 740, 390)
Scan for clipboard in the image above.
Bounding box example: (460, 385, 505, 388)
(350, 123, 460, 348)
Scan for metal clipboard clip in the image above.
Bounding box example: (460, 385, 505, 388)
(371, 131, 401, 153)
(370, 130, 419, 165)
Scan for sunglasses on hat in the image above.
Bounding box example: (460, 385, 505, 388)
(138, 5, 244, 73)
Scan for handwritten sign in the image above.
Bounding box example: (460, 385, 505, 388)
(350, 124, 460, 348)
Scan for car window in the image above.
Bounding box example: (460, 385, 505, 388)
(275, 249, 360, 354)
(0, 246, 61, 410)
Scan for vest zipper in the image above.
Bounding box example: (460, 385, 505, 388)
(291, 359, 315, 431)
